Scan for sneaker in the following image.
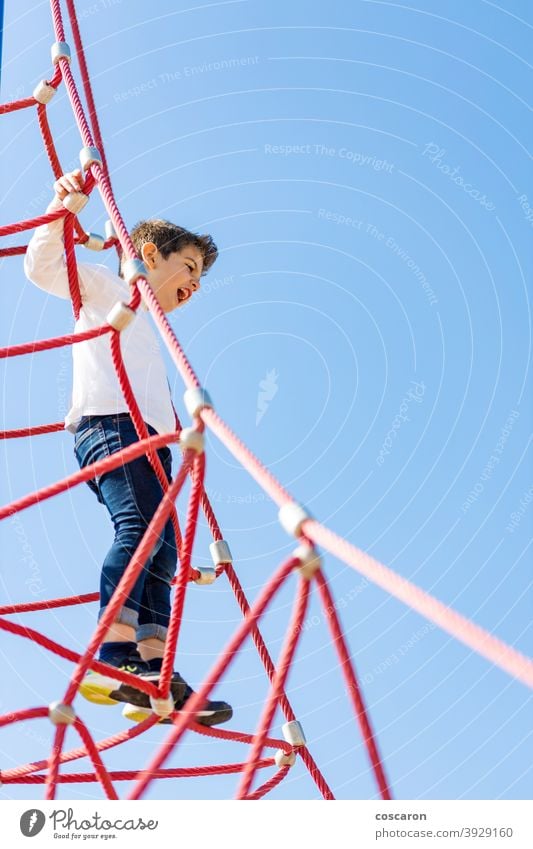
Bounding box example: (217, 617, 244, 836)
(79, 653, 187, 709)
(122, 681, 233, 727)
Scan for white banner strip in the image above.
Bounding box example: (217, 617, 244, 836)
(1, 800, 532, 848)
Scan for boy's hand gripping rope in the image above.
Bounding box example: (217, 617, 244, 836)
(0, 0, 531, 802)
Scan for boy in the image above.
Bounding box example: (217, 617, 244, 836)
(24, 169, 232, 727)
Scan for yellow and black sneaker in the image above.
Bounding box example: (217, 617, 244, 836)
(79, 652, 187, 709)
(122, 680, 233, 727)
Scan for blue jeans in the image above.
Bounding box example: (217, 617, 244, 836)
(74, 413, 176, 642)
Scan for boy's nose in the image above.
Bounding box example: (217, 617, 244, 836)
(190, 279, 200, 291)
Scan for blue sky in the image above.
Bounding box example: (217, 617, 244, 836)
(0, 0, 531, 801)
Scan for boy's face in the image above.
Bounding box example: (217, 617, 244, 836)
(141, 242, 204, 313)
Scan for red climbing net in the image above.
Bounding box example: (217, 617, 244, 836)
(1, 0, 532, 803)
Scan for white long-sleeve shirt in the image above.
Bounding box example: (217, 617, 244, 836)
(24, 217, 176, 435)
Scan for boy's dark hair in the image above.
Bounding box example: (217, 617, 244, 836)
(120, 219, 218, 277)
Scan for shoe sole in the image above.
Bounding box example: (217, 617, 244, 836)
(79, 671, 161, 708)
(79, 672, 125, 706)
(122, 702, 233, 727)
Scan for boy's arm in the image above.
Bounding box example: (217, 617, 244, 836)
(24, 170, 84, 299)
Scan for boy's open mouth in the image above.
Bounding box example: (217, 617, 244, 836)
(176, 287, 191, 304)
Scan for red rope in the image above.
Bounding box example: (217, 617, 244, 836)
(128, 556, 298, 799)
(243, 766, 290, 800)
(0, 208, 66, 237)
(0, 236, 115, 258)
(109, 330, 182, 547)
(37, 103, 63, 179)
(236, 577, 311, 799)
(0, 245, 27, 256)
(0, 707, 48, 728)
(61, 455, 194, 704)
(0, 591, 98, 615)
(307, 520, 533, 690)
(74, 716, 118, 800)
(0, 67, 62, 114)
(0, 617, 162, 699)
(0, 429, 179, 521)
(159, 451, 205, 697)
(1, 715, 156, 781)
(316, 570, 391, 800)
(63, 213, 82, 318)
(0, 0, 528, 805)
(0, 421, 65, 439)
(3, 760, 274, 785)
(0, 324, 111, 360)
(0, 95, 37, 114)
(65, 0, 111, 183)
(202, 408, 292, 505)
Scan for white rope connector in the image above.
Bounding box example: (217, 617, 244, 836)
(62, 191, 88, 215)
(48, 701, 76, 726)
(293, 543, 322, 580)
(83, 232, 105, 251)
(183, 386, 213, 418)
(51, 41, 71, 64)
(80, 145, 103, 171)
(107, 302, 136, 331)
(104, 219, 117, 241)
(274, 749, 296, 768)
(149, 696, 174, 719)
(33, 80, 56, 104)
(122, 258, 147, 286)
(193, 566, 217, 585)
(179, 427, 205, 454)
(209, 539, 232, 567)
(278, 502, 311, 537)
(281, 720, 306, 747)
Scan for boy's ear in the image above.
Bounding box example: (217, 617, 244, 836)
(140, 241, 158, 268)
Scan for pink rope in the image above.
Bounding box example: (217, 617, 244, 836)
(307, 520, 533, 690)
(128, 556, 297, 799)
(236, 577, 311, 799)
(0, 324, 111, 360)
(0, 0, 528, 806)
(316, 570, 391, 799)
(0, 422, 65, 439)
(0, 591, 98, 615)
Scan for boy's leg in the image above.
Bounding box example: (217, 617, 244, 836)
(134, 518, 233, 727)
(136, 445, 176, 657)
(74, 415, 172, 705)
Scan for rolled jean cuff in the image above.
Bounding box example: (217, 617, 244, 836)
(98, 605, 139, 630)
(136, 623, 169, 642)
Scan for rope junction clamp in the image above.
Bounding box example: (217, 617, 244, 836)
(33, 80, 56, 104)
(179, 427, 205, 454)
(274, 749, 296, 768)
(184, 387, 213, 419)
(122, 258, 147, 286)
(209, 539, 232, 567)
(293, 544, 322, 580)
(107, 302, 136, 332)
(83, 233, 105, 251)
(193, 566, 217, 586)
(104, 219, 117, 241)
(278, 502, 311, 538)
(80, 146, 103, 171)
(48, 701, 76, 726)
(281, 720, 306, 747)
(51, 41, 71, 64)
(62, 192, 89, 215)
(149, 696, 174, 719)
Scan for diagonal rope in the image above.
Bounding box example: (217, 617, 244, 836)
(0, 0, 530, 804)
